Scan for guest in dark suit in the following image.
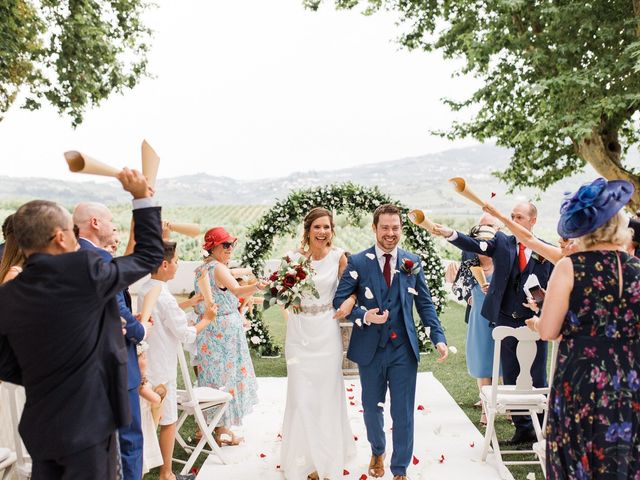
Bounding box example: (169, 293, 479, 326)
(434, 202, 553, 444)
(73, 202, 148, 480)
(0, 169, 163, 480)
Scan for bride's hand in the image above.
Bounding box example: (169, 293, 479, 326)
(334, 295, 357, 320)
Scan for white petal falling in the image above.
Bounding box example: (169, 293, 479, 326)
(365, 287, 374, 299)
(355, 318, 363, 327)
(407, 287, 418, 295)
(479, 241, 488, 252)
(349, 270, 359, 280)
(365, 253, 376, 260)
(377, 402, 385, 408)
(449, 346, 458, 354)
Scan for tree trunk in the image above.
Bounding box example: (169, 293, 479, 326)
(576, 129, 640, 213)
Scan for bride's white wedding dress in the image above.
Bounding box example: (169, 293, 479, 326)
(280, 247, 355, 479)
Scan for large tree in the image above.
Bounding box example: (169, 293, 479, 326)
(306, 0, 640, 209)
(1, 0, 151, 126)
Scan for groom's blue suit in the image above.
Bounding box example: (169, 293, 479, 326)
(334, 245, 446, 476)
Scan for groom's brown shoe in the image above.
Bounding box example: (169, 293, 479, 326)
(368, 453, 385, 478)
(392, 476, 408, 480)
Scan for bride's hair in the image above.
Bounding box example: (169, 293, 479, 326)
(301, 207, 335, 250)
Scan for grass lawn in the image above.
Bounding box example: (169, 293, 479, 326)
(145, 301, 542, 480)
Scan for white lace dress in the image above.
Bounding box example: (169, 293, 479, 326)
(280, 248, 355, 479)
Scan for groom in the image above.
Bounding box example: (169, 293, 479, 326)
(334, 204, 448, 480)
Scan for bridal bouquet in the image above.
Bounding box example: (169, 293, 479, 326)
(262, 255, 319, 312)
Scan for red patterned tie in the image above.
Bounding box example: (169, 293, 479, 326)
(383, 253, 392, 287)
(518, 243, 527, 272)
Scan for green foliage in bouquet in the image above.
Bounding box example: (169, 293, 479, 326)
(240, 182, 447, 356)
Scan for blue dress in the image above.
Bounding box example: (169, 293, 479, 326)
(194, 261, 258, 426)
(466, 273, 495, 379)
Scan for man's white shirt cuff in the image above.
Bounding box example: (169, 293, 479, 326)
(132, 197, 157, 209)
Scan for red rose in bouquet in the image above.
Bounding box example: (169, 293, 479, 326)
(263, 254, 319, 311)
(282, 274, 297, 289)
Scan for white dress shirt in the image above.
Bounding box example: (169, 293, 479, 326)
(136, 279, 197, 385)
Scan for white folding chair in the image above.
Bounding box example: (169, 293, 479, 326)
(532, 340, 559, 476)
(3, 383, 31, 479)
(480, 326, 550, 478)
(0, 448, 17, 480)
(173, 346, 232, 475)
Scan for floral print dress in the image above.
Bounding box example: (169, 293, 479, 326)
(547, 251, 640, 479)
(194, 261, 258, 426)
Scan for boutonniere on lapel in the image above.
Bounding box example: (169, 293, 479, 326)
(531, 252, 546, 264)
(399, 258, 420, 276)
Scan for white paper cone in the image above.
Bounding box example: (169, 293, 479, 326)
(64, 151, 121, 177)
(140, 284, 162, 323)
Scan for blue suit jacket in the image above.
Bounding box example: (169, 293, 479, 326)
(0, 206, 163, 460)
(334, 246, 446, 366)
(78, 238, 145, 390)
(450, 231, 553, 324)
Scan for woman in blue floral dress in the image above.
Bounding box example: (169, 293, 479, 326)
(193, 227, 262, 445)
(528, 178, 640, 479)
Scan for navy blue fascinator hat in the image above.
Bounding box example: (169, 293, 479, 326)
(557, 178, 634, 239)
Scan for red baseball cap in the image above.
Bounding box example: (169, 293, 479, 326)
(203, 227, 237, 251)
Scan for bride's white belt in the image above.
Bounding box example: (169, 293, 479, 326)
(298, 303, 334, 315)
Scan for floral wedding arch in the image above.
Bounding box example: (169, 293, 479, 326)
(240, 182, 447, 356)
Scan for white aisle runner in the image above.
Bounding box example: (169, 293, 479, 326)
(195, 372, 515, 480)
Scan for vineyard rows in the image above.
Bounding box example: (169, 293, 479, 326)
(0, 202, 484, 263)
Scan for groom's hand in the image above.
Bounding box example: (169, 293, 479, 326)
(364, 308, 389, 325)
(432, 224, 453, 238)
(435, 342, 449, 363)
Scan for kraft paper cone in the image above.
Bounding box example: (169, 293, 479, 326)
(198, 271, 215, 310)
(449, 177, 487, 207)
(140, 284, 162, 323)
(169, 222, 200, 237)
(64, 151, 121, 177)
(141, 140, 160, 188)
(408, 209, 437, 233)
(470, 266, 488, 286)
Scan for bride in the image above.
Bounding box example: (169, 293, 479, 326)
(280, 207, 356, 480)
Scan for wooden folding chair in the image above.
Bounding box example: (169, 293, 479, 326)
(173, 346, 232, 475)
(480, 326, 550, 478)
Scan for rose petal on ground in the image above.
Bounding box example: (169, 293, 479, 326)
(259, 453, 266, 458)
(343, 469, 350, 475)
(417, 405, 425, 411)
(439, 454, 445, 463)
(449, 346, 458, 354)
(412, 455, 420, 465)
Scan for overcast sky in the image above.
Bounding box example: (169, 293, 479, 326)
(0, 0, 480, 182)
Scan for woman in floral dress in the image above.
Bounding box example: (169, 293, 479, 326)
(194, 226, 263, 445)
(528, 178, 640, 478)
